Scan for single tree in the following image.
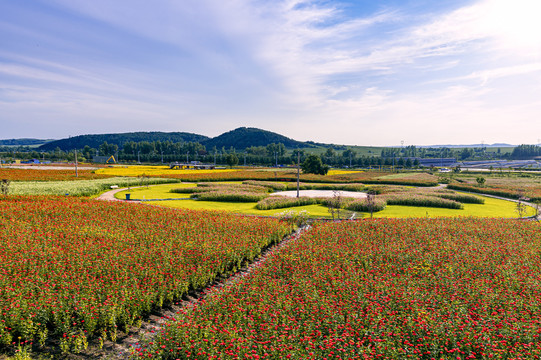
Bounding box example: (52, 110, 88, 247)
(225, 153, 239, 168)
(327, 191, 343, 220)
(476, 176, 486, 186)
(0, 179, 9, 195)
(301, 154, 329, 175)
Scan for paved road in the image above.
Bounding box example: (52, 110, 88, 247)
(96, 187, 135, 202)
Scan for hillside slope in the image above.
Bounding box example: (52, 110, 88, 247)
(39, 132, 210, 151)
(203, 127, 312, 150)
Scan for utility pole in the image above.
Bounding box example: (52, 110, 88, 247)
(297, 151, 300, 198)
(161, 151, 164, 163)
(186, 151, 189, 163)
(275, 151, 278, 167)
(137, 150, 140, 164)
(244, 152, 246, 166)
(74, 149, 78, 178)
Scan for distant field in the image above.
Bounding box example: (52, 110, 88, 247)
(95, 165, 238, 177)
(0, 168, 110, 181)
(10, 177, 178, 196)
(297, 145, 384, 157)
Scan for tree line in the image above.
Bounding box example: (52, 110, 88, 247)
(1, 142, 539, 166)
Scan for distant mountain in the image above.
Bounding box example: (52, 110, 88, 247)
(419, 143, 515, 148)
(0, 138, 53, 146)
(203, 127, 313, 150)
(39, 132, 210, 151)
(37, 127, 314, 151)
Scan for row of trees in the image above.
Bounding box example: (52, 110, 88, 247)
(2, 142, 539, 166)
(511, 145, 541, 159)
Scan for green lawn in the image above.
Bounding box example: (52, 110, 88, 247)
(114, 183, 196, 200)
(146, 200, 333, 218)
(372, 196, 536, 218)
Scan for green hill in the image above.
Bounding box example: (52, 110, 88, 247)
(39, 132, 209, 151)
(36, 128, 315, 151)
(0, 138, 52, 147)
(203, 127, 313, 150)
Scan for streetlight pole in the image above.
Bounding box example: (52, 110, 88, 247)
(74, 149, 78, 177)
(297, 151, 300, 198)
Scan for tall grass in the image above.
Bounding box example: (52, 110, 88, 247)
(256, 196, 318, 210)
(448, 184, 535, 201)
(345, 197, 387, 212)
(383, 194, 463, 209)
(285, 183, 366, 192)
(242, 181, 288, 191)
(193, 191, 268, 202)
(171, 183, 269, 194)
(437, 193, 484, 204)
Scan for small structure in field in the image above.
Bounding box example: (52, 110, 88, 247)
(169, 161, 216, 170)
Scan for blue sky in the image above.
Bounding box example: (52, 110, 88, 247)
(1, 0, 540, 146)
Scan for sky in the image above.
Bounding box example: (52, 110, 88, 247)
(1, 0, 541, 146)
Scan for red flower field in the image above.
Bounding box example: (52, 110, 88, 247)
(140, 218, 541, 359)
(0, 196, 290, 354)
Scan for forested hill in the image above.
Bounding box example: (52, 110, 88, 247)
(203, 127, 312, 150)
(0, 138, 52, 146)
(38, 132, 210, 151)
(36, 127, 315, 151)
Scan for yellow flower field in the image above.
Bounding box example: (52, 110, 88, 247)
(326, 169, 362, 175)
(95, 165, 239, 177)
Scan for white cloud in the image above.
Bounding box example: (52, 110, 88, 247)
(2, 0, 540, 144)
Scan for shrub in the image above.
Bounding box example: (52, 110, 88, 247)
(383, 194, 463, 209)
(242, 181, 288, 191)
(438, 193, 484, 204)
(193, 190, 268, 202)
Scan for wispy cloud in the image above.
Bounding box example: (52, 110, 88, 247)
(1, 0, 540, 144)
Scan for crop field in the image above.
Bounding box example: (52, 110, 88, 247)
(0, 196, 290, 355)
(449, 175, 541, 202)
(95, 166, 239, 177)
(1, 167, 539, 359)
(9, 177, 179, 197)
(137, 218, 541, 359)
(0, 168, 111, 181)
(96, 166, 439, 187)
